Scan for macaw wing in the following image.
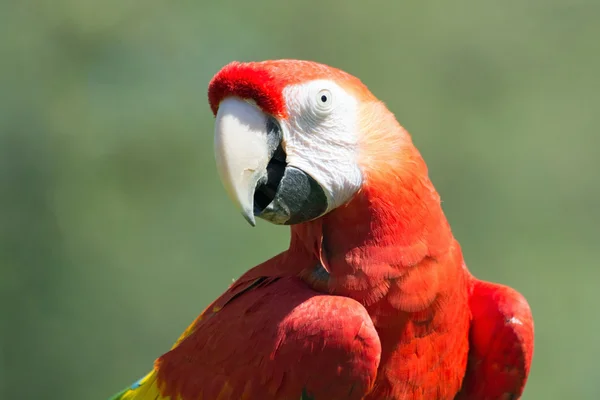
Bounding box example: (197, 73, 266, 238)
(109, 274, 271, 400)
(455, 279, 534, 400)
(110, 275, 381, 400)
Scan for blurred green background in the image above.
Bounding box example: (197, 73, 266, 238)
(1, 1, 599, 399)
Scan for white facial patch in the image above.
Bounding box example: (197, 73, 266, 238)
(281, 80, 363, 211)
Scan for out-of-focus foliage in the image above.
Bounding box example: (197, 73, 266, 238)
(1, 1, 598, 399)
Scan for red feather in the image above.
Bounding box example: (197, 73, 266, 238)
(155, 257, 381, 400)
(118, 60, 534, 400)
(208, 60, 372, 118)
(455, 279, 535, 399)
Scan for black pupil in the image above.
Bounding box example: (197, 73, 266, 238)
(320, 95, 327, 102)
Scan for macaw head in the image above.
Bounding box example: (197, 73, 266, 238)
(208, 59, 429, 228)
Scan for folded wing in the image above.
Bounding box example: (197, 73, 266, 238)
(112, 275, 381, 400)
(456, 279, 534, 400)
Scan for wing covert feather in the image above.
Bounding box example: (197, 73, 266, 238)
(455, 279, 534, 400)
(116, 276, 381, 400)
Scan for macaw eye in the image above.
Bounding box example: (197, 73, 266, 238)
(314, 89, 334, 115)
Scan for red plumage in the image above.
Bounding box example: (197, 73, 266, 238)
(208, 61, 288, 118)
(208, 60, 371, 118)
(157, 274, 381, 399)
(114, 60, 534, 400)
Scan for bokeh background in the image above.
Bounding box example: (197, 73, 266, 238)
(1, 1, 599, 399)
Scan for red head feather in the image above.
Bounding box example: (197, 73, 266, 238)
(208, 60, 372, 118)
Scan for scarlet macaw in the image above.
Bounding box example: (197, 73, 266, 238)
(110, 60, 534, 400)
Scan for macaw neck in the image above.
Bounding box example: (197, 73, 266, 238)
(290, 165, 458, 300)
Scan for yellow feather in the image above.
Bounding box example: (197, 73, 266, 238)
(112, 370, 168, 400)
(111, 309, 217, 400)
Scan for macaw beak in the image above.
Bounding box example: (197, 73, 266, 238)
(214, 97, 328, 226)
(214, 98, 272, 226)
